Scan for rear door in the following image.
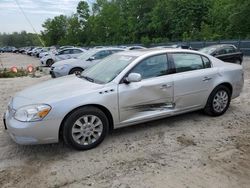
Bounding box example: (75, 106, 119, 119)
(215, 46, 237, 63)
(56, 49, 72, 61)
(169, 52, 217, 110)
(118, 54, 174, 124)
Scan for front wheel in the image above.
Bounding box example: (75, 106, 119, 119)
(69, 68, 84, 76)
(63, 107, 109, 150)
(204, 85, 231, 116)
(46, 59, 54, 67)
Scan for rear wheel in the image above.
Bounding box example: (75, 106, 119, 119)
(204, 85, 231, 116)
(46, 59, 54, 67)
(69, 68, 84, 76)
(63, 107, 109, 150)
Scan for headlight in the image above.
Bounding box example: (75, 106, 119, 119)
(14, 104, 51, 122)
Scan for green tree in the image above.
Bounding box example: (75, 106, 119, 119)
(41, 15, 68, 46)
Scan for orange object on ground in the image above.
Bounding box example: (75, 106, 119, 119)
(10, 66, 18, 73)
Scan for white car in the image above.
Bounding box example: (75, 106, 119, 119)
(39, 47, 57, 58)
(40, 48, 86, 67)
(50, 48, 124, 77)
(4, 49, 244, 150)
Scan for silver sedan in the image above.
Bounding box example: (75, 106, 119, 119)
(4, 49, 244, 150)
(50, 48, 124, 78)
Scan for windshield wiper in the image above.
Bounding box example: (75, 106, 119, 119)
(81, 75, 94, 83)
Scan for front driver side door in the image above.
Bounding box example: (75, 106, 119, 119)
(118, 54, 174, 125)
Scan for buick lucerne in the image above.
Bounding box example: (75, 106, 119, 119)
(3, 49, 244, 150)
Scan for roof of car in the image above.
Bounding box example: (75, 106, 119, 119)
(91, 47, 125, 51)
(202, 44, 236, 49)
(117, 48, 199, 57)
(60, 47, 86, 51)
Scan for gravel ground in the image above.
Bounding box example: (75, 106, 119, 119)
(0, 53, 40, 68)
(0, 54, 250, 188)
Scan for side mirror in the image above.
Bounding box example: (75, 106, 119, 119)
(87, 56, 95, 61)
(124, 73, 142, 84)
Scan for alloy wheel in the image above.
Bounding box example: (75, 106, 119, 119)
(71, 115, 103, 146)
(212, 90, 229, 113)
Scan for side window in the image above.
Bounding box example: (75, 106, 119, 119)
(130, 54, 168, 80)
(94, 50, 111, 59)
(202, 56, 211, 68)
(60, 49, 71, 55)
(225, 46, 236, 54)
(72, 49, 82, 54)
(111, 50, 123, 54)
(172, 53, 204, 73)
(217, 48, 227, 55)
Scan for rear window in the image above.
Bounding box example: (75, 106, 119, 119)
(172, 53, 205, 73)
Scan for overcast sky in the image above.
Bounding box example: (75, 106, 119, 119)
(0, 0, 94, 34)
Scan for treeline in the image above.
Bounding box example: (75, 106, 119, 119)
(41, 0, 250, 46)
(0, 31, 40, 47)
(1, 0, 250, 47)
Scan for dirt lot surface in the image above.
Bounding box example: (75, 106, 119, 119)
(0, 53, 40, 68)
(0, 54, 250, 188)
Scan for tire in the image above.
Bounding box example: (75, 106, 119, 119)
(204, 85, 231, 116)
(62, 106, 109, 150)
(69, 68, 84, 76)
(46, 59, 54, 67)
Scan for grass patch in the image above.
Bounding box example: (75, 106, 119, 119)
(0, 68, 29, 78)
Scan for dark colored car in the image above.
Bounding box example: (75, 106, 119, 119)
(199, 44, 243, 64)
(171, 44, 192, 49)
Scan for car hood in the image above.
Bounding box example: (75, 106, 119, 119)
(12, 75, 104, 109)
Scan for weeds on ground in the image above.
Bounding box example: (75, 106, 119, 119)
(0, 68, 30, 78)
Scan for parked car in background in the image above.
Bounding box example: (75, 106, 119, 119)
(40, 48, 86, 67)
(4, 49, 244, 150)
(11, 47, 19, 53)
(39, 47, 57, 58)
(0, 46, 16, 52)
(126, 46, 146, 50)
(171, 44, 192, 49)
(59, 46, 74, 50)
(50, 48, 124, 78)
(199, 44, 243, 64)
(30, 47, 42, 56)
(18, 47, 27, 54)
(24, 47, 35, 55)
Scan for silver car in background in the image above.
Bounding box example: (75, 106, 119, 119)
(50, 48, 124, 78)
(40, 48, 86, 67)
(3, 49, 244, 150)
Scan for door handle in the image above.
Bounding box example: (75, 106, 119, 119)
(203, 77, 212, 81)
(160, 84, 172, 89)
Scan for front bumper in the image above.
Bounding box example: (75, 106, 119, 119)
(50, 67, 68, 78)
(3, 110, 59, 145)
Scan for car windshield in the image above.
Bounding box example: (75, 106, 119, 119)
(199, 47, 217, 54)
(77, 49, 98, 60)
(81, 54, 137, 84)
